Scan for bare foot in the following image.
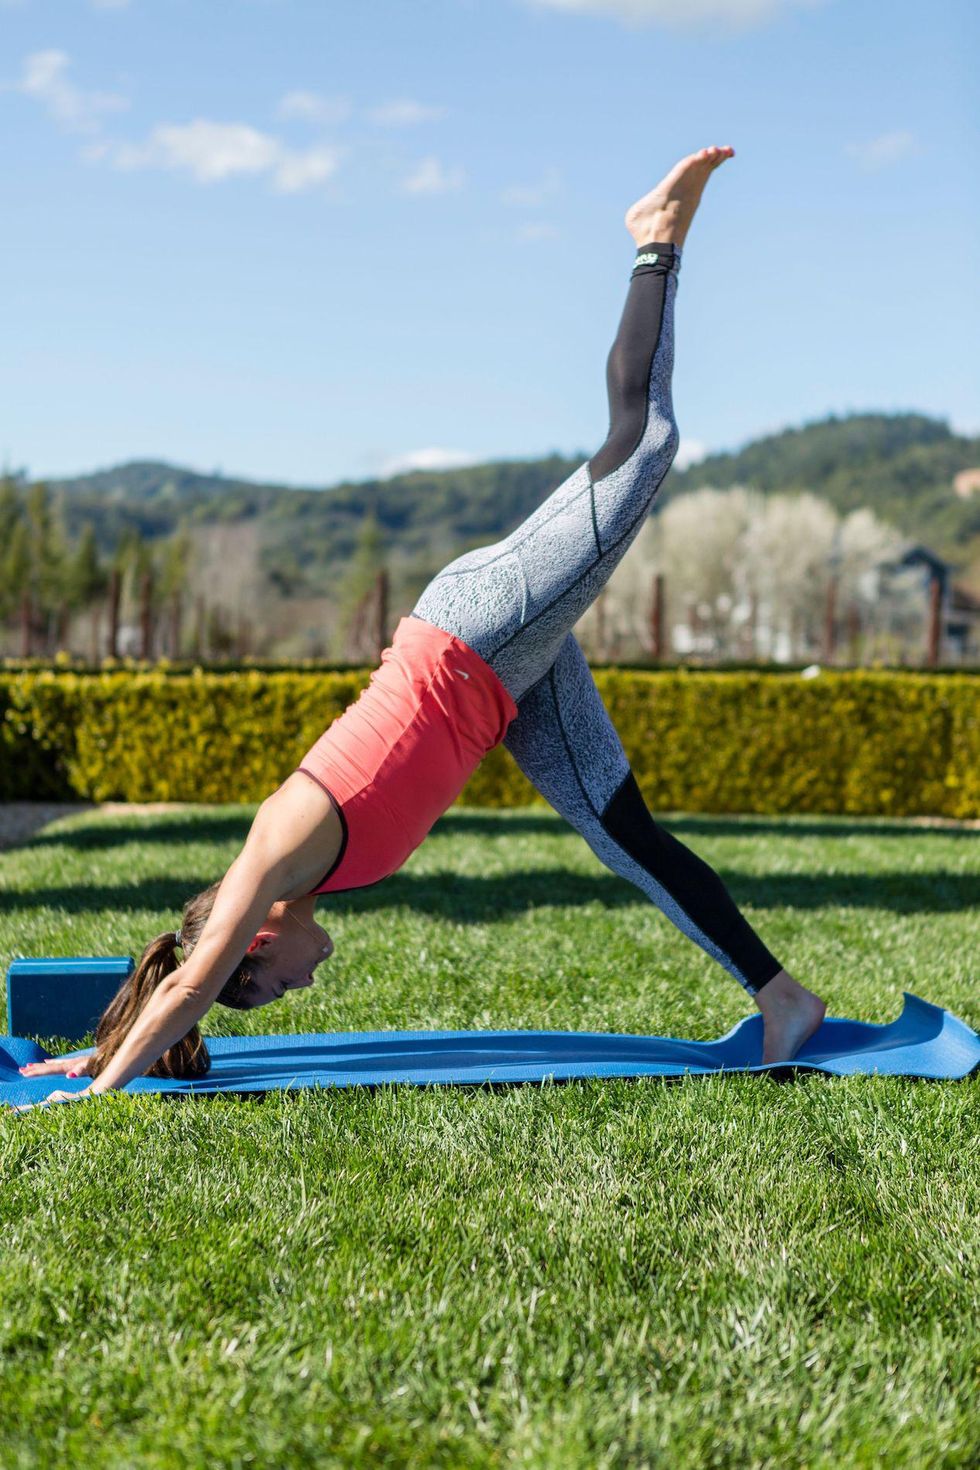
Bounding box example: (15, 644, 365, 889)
(755, 969, 827, 1065)
(625, 145, 735, 250)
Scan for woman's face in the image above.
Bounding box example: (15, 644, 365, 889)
(237, 902, 334, 1008)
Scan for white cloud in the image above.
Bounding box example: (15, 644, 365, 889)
(501, 167, 561, 208)
(270, 144, 340, 194)
(400, 155, 464, 195)
(278, 90, 351, 126)
(107, 119, 341, 192)
(8, 51, 343, 195)
(515, 222, 559, 242)
(379, 448, 483, 477)
(844, 130, 917, 171)
(528, 0, 819, 28)
(368, 99, 447, 127)
(673, 438, 708, 470)
(11, 49, 128, 134)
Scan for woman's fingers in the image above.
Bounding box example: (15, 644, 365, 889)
(10, 1087, 91, 1113)
(18, 1058, 77, 1077)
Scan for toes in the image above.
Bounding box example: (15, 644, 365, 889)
(696, 146, 728, 168)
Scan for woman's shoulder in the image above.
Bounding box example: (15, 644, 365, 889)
(260, 772, 345, 901)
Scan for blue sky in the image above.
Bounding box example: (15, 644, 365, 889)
(2, 0, 978, 487)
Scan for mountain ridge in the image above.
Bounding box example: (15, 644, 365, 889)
(33, 411, 980, 592)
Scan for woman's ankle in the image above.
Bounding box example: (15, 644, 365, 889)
(755, 968, 813, 1011)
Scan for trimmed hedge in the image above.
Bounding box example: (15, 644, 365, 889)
(2, 669, 978, 817)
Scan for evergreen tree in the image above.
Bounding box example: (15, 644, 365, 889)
(2, 519, 30, 623)
(114, 526, 154, 622)
(0, 477, 20, 547)
(68, 524, 107, 609)
(159, 523, 192, 600)
(23, 482, 70, 637)
(0, 481, 24, 621)
(331, 513, 385, 659)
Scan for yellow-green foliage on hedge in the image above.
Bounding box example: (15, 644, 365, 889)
(0, 670, 365, 804)
(2, 669, 978, 817)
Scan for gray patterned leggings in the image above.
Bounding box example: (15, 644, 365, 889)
(413, 243, 781, 995)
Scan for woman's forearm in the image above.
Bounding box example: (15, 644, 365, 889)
(87, 975, 213, 1094)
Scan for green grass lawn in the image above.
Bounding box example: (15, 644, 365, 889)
(1, 805, 978, 1469)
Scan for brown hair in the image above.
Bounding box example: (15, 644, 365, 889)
(91, 879, 268, 1080)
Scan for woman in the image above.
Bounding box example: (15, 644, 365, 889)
(20, 147, 826, 1109)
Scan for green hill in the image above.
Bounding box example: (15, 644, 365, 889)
(42, 412, 980, 594)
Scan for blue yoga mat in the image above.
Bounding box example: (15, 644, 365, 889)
(2, 993, 977, 1108)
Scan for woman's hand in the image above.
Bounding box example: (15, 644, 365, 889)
(10, 1085, 94, 1113)
(18, 1053, 94, 1079)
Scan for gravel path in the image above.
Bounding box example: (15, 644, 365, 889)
(0, 801, 197, 850)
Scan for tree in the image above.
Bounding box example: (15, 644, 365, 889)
(0, 481, 24, 622)
(3, 519, 30, 624)
(331, 513, 386, 660)
(26, 482, 69, 599)
(67, 523, 108, 610)
(0, 477, 20, 546)
(159, 524, 192, 658)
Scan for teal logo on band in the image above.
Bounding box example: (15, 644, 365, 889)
(634, 252, 660, 267)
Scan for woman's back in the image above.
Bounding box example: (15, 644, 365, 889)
(296, 616, 517, 893)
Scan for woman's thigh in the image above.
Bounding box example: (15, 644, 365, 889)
(411, 459, 594, 687)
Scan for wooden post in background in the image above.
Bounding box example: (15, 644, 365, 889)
(376, 567, 389, 661)
(194, 595, 206, 661)
(107, 569, 121, 659)
(20, 591, 32, 658)
(170, 591, 182, 660)
(845, 603, 861, 666)
(822, 575, 838, 665)
(140, 569, 154, 661)
(650, 572, 665, 661)
(927, 573, 942, 667)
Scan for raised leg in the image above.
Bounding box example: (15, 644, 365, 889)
(413, 148, 737, 703)
(413, 245, 680, 702)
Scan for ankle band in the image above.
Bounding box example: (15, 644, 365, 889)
(632, 241, 682, 277)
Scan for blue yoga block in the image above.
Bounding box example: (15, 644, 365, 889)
(6, 957, 134, 1041)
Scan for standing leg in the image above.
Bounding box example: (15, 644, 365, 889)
(503, 633, 784, 997)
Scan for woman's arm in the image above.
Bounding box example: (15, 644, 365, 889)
(16, 789, 336, 1109)
(87, 817, 295, 1095)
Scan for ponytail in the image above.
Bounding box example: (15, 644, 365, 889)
(91, 929, 211, 1080)
(90, 877, 268, 1079)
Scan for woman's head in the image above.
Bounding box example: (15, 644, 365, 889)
(222, 899, 334, 1009)
(91, 882, 334, 1079)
